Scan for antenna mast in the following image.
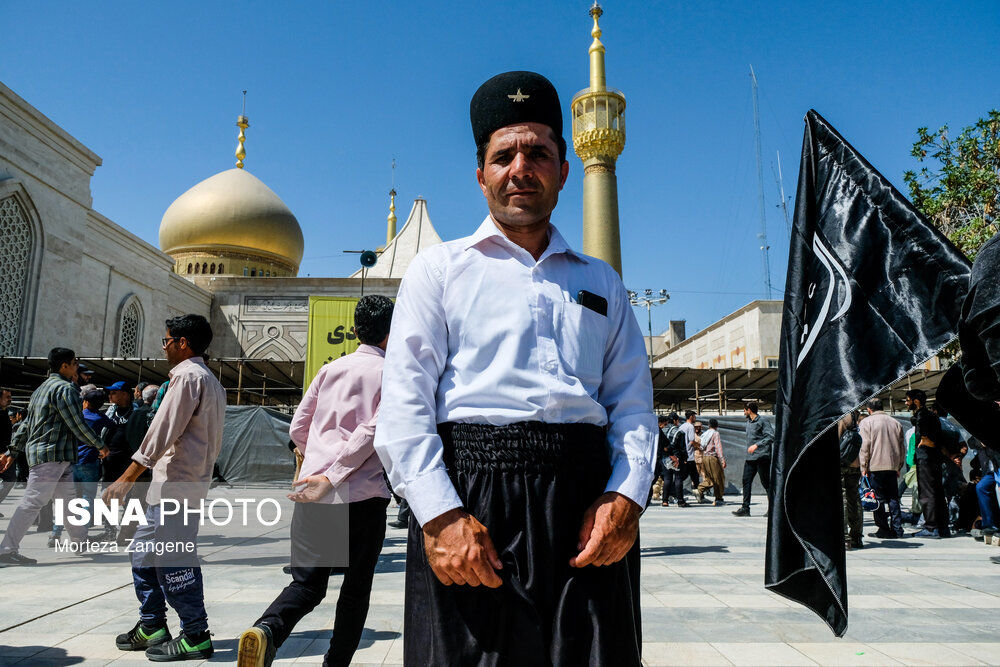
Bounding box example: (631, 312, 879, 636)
(774, 150, 792, 234)
(750, 65, 772, 300)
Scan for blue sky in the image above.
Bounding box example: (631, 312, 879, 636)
(4, 1, 998, 337)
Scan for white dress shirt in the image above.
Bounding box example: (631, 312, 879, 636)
(374, 217, 657, 526)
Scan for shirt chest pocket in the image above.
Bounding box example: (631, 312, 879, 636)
(554, 301, 609, 386)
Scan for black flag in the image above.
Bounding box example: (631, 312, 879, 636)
(765, 110, 971, 636)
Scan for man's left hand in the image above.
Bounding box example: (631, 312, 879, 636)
(0, 454, 12, 473)
(103, 479, 133, 504)
(288, 474, 333, 503)
(570, 492, 640, 568)
(747, 444, 758, 454)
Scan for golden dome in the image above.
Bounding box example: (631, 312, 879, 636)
(159, 168, 304, 274)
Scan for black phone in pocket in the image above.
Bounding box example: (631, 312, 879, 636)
(577, 290, 608, 317)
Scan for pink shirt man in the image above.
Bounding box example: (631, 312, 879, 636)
(289, 344, 389, 503)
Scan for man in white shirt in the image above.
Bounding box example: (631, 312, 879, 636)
(374, 71, 656, 665)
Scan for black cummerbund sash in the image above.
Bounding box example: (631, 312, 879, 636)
(438, 420, 608, 474)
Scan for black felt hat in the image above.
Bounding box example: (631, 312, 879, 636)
(470, 71, 563, 147)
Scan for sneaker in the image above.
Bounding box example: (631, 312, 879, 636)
(911, 528, 940, 538)
(851, 539, 863, 549)
(47, 534, 57, 548)
(387, 519, 408, 528)
(0, 551, 37, 566)
(116, 621, 172, 651)
(732, 507, 750, 517)
(237, 624, 276, 667)
(976, 528, 998, 543)
(677, 500, 690, 508)
(145, 632, 213, 662)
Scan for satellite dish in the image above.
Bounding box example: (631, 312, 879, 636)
(359, 250, 378, 268)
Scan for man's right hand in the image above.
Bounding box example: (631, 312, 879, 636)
(97, 447, 110, 459)
(0, 453, 12, 473)
(422, 508, 503, 588)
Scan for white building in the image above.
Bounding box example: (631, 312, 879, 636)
(654, 300, 783, 370)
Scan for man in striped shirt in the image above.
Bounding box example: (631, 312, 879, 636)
(0, 347, 108, 565)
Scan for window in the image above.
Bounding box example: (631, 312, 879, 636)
(187, 263, 193, 274)
(218, 263, 224, 273)
(202, 262, 208, 274)
(117, 296, 143, 357)
(0, 196, 36, 355)
(250, 269, 256, 277)
(243, 267, 248, 276)
(210, 263, 216, 274)
(767, 358, 779, 369)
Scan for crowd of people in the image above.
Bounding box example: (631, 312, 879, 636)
(837, 390, 1000, 550)
(0, 371, 161, 543)
(650, 402, 772, 515)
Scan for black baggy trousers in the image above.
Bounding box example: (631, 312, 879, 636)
(404, 421, 642, 667)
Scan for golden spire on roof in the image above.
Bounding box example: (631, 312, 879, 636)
(386, 158, 398, 244)
(589, 2, 606, 90)
(235, 90, 249, 169)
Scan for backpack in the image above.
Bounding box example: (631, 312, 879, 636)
(839, 427, 863, 466)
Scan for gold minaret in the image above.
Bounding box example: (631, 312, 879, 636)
(386, 188, 397, 245)
(236, 90, 249, 169)
(572, 2, 625, 275)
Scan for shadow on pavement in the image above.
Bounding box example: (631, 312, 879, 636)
(640, 545, 729, 557)
(0, 646, 82, 665)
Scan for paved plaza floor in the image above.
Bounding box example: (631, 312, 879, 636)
(1, 487, 998, 666)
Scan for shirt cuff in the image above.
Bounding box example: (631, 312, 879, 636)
(604, 456, 654, 508)
(132, 451, 155, 469)
(404, 467, 463, 527)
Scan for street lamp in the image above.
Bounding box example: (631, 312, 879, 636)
(628, 289, 669, 368)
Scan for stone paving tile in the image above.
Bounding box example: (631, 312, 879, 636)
(712, 641, 818, 665)
(869, 642, 986, 666)
(790, 643, 902, 666)
(642, 641, 733, 666)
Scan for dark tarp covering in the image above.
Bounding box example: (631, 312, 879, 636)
(765, 110, 971, 637)
(216, 406, 295, 485)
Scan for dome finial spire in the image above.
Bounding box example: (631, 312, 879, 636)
(236, 90, 249, 169)
(386, 158, 398, 244)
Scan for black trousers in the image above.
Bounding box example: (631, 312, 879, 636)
(664, 468, 685, 502)
(915, 447, 949, 535)
(256, 497, 389, 667)
(741, 457, 771, 509)
(405, 422, 642, 666)
(868, 470, 903, 537)
(685, 461, 699, 488)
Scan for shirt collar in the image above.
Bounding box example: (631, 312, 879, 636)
(168, 356, 205, 378)
(463, 217, 588, 264)
(355, 344, 386, 358)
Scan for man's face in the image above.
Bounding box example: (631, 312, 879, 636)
(477, 122, 568, 228)
(743, 407, 751, 420)
(109, 390, 130, 408)
(60, 359, 80, 382)
(134, 386, 142, 400)
(162, 330, 186, 366)
(905, 396, 914, 411)
(0, 391, 10, 410)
